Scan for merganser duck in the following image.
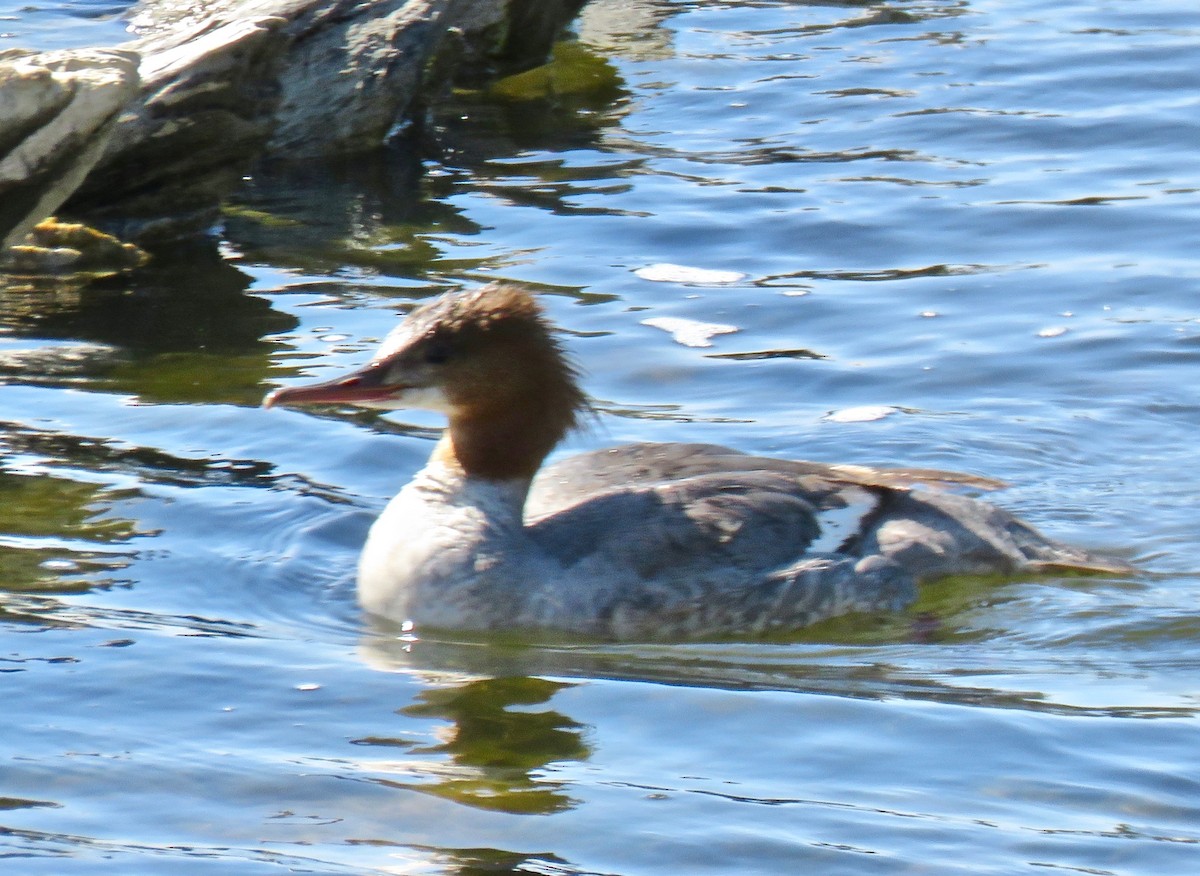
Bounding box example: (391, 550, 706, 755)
(264, 283, 1129, 639)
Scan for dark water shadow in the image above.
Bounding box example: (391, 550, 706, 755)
(0, 241, 295, 405)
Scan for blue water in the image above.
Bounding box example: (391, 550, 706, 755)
(3, 0, 1200, 872)
(0, 0, 134, 50)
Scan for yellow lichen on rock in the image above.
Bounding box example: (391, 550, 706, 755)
(2, 219, 148, 282)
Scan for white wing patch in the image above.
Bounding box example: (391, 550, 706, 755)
(808, 486, 880, 554)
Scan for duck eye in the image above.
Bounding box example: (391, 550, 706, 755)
(423, 340, 452, 365)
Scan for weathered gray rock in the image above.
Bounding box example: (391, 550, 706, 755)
(0, 49, 139, 251)
(264, 0, 482, 156)
(64, 9, 290, 241)
(2, 0, 587, 250)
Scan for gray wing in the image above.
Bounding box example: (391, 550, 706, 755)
(528, 442, 1130, 581)
(528, 469, 828, 574)
(528, 441, 1005, 516)
(525, 467, 921, 637)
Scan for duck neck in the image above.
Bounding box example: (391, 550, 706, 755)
(430, 406, 567, 486)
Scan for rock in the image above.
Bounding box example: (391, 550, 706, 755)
(0, 49, 140, 251)
(2, 0, 588, 250)
(264, 0, 469, 157)
(64, 9, 289, 242)
(2, 219, 149, 282)
(67, 0, 585, 242)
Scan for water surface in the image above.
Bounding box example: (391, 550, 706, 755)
(0, 0, 133, 50)
(2, 0, 1199, 872)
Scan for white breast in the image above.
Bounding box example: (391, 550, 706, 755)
(356, 465, 536, 628)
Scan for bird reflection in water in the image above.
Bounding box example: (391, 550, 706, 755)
(355, 676, 589, 814)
